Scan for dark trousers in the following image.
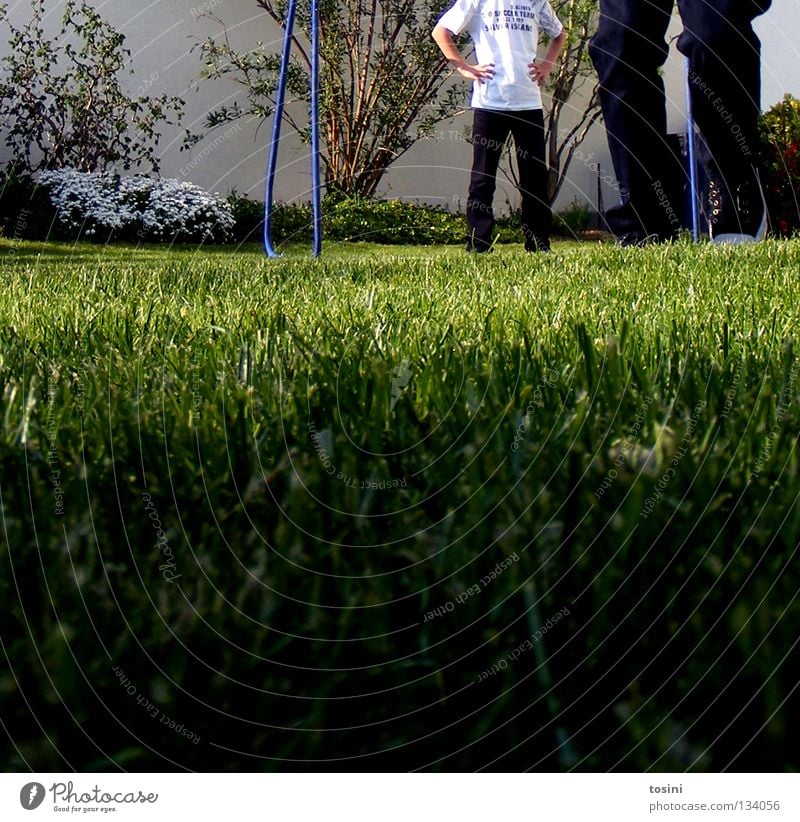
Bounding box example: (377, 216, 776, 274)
(466, 108, 550, 251)
(589, 0, 772, 238)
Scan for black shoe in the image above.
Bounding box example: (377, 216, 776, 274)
(605, 199, 677, 246)
(706, 176, 765, 243)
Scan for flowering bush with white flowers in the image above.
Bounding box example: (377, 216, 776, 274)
(37, 169, 235, 243)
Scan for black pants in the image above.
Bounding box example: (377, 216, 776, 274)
(466, 108, 550, 251)
(589, 0, 772, 238)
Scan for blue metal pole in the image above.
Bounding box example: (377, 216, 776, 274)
(310, 0, 322, 257)
(684, 58, 700, 242)
(264, 0, 323, 257)
(263, 0, 298, 257)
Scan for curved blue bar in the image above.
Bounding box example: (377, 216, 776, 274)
(310, 0, 322, 257)
(263, 0, 298, 257)
(263, 0, 323, 258)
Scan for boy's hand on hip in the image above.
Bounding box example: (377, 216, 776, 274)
(528, 60, 552, 85)
(457, 63, 495, 83)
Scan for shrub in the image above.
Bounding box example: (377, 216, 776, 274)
(37, 169, 235, 244)
(226, 190, 267, 243)
(494, 200, 593, 242)
(138, 178, 234, 243)
(322, 196, 464, 244)
(759, 94, 800, 236)
(272, 201, 314, 244)
(553, 200, 592, 235)
(226, 192, 315, 245)
(0, 168, 58, 241)
(229, 192, 467, 247)
(493, 211, 526, 244)
(0, 0, 182, 174)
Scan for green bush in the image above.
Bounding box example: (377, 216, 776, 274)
(0, 168, 58, 241)
(553, 200, 592, 236)
(759, 94, 800, 236)
(228, 192, 468, 247)
(34, 168, 235, 244)
(0, 0, 181, 174)
(226, 190, 268, 243)
(493, 200, 594, 243)
(323, 195, 464, 244)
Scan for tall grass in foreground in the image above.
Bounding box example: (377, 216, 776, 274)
(1, 238, 799, 771)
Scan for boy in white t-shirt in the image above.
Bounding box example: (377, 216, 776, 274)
(433, 0, 566, 252)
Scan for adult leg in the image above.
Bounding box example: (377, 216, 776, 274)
(510, 109, 550, 251)
(677, 0, 772, 236)
(466, 109, 509, 251)
(589, 0, 684, 241)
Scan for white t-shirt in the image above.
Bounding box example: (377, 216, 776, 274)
(437, 0, 563, 111)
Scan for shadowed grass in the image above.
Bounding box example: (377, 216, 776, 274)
(1, 237, 799, 771)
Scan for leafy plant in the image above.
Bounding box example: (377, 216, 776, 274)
(0, 168, 57, 241)
(191, 0, 462, 197)
(228, 191, 467, 245)
(226, 190, 267, 243)
(553, 199, 592, 235)
(0, 0, 183, 174)
(37, 169, 235, 243)
(759, 93, 800, 236)
(321, 195, 464, 244)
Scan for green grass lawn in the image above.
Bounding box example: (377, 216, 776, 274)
(1, 237, 799, 771)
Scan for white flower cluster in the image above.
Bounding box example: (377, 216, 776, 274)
(37, 168, 235, 243)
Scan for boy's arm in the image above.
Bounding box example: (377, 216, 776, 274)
(529, 28, 567, 85)
(432, 24, 495, 83)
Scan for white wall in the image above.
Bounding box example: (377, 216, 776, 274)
(1, 0, 796, 214)
(757, 2, 800, 110)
